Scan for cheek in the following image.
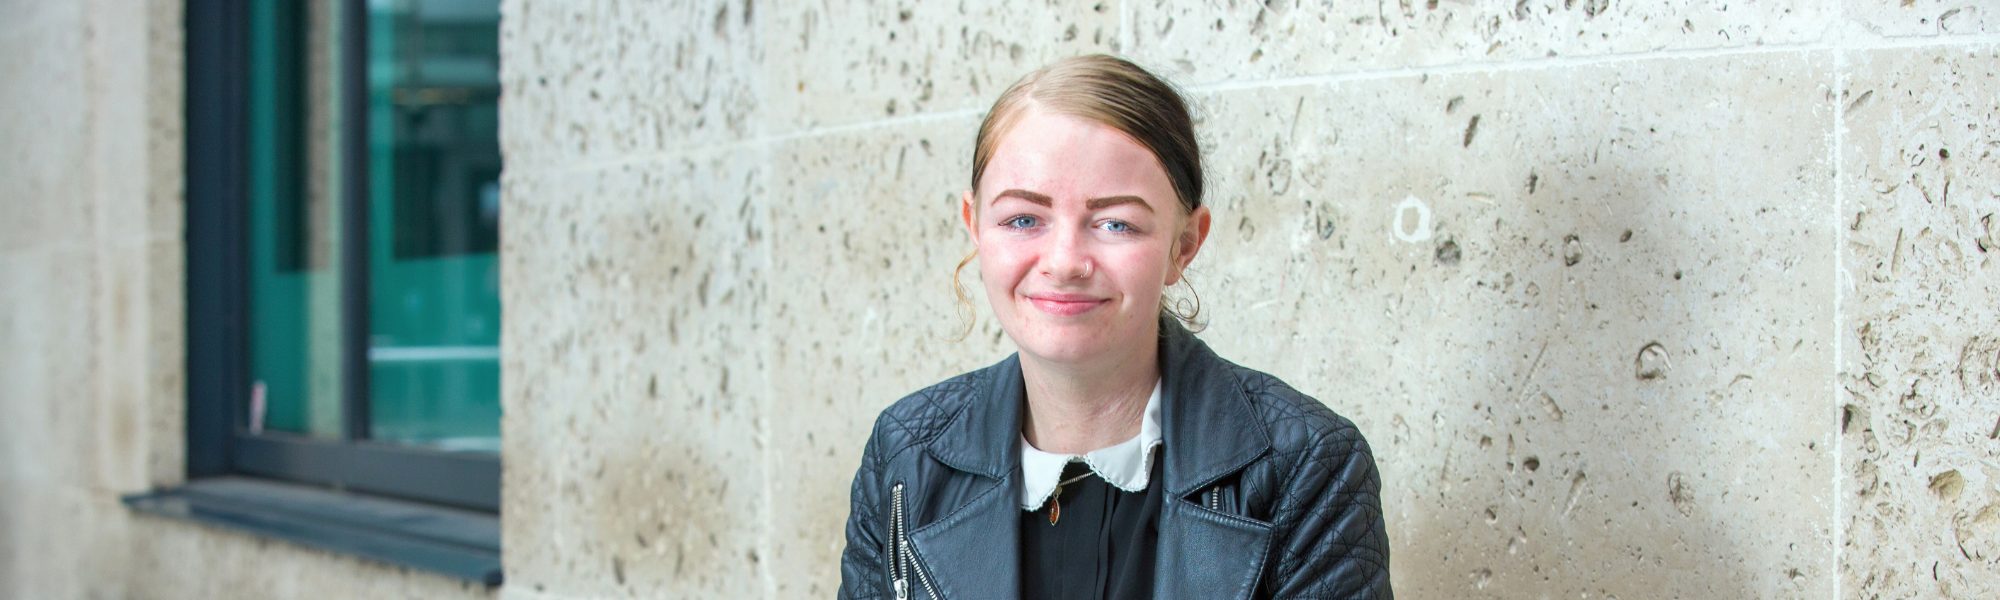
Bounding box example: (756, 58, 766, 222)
(1108, 246, 1174, 297)
(975, 240, 1032, 290)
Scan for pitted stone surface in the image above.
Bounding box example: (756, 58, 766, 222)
(1847, 1, 1994, 38)
(761, 0, 1119, 131)
(1185, 51, 1837, 599)
(1839, 43, 2000, 600)
(499, 0, 766, 169)
(1126, 0, 1837, 86)
(501, 152, 772, 599)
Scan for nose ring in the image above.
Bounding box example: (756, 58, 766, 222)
(1079, 262, 1093, 279)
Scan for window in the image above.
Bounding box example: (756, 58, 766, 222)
(164, 0, 502, 578)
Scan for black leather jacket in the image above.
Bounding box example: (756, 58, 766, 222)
(838, 321, 1392, 600)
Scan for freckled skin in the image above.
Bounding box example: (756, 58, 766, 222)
(960, 107, 1212, 452)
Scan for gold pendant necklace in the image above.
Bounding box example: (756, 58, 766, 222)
(1047, 471, 1095, 525)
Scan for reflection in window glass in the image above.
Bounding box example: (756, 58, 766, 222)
(367, 0, 503, 453)
(248, 0, 343, 439)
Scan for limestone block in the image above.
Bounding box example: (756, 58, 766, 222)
(84, 0, 159, 243)
(90, 241, 160, 493)
(0, 0, 80, 46)
(146, 237, 187, 488)
(760, 119, 1018, 597)
(145, 0, 185, 242)
(1126, 0, 1835, 86)
(0, 484, 126, 600)
(758, 0, 1118, 132)
(498, 0, 764, 170)
(0, 11, 91, 254)
(1839, 43, 2000, 600)
(500, 152, 772, 598)
(0, 249, 102, 491)
(1847, 0, 1994, 38)
(1184, 51, 1836, 597)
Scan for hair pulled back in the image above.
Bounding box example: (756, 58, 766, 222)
(971, 55, 1204, 213)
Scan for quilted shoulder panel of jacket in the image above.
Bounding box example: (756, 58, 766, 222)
(867, 366, 991, 464)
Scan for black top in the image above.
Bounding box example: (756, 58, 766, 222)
(1018, 458, 1165, 600)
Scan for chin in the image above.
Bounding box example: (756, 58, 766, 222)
(1005, 318, 1142, 365)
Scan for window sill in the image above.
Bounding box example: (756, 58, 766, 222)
(122, 476, 501, 585)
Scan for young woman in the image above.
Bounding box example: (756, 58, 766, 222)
(838, 55, 1392, 600)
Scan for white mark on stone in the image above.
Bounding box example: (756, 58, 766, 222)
(1392, 194, 1433, 243)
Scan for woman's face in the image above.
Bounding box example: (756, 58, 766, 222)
(962, 108, 1210, 367)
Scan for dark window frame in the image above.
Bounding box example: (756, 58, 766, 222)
(181, 0, 499, 514)
(151, 0, 502, 584)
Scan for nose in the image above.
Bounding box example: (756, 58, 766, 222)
(1040, 226, 1094, 282)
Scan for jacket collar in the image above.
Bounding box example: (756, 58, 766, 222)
(1154, 318, 1272, 496)
(925, 318, 1272, 496)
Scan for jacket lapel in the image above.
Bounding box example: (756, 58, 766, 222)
(1158, 319, 1271, 497)
(1157, 319, 1275, 598)
(906, 474, 1020, 600)
(910, 355, 1023, 600)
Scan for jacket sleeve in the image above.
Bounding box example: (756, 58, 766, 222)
(1264, 423, 1393, 600)
(837, 423, 889, 600)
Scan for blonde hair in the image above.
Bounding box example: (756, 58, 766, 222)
(952, 55, 1205, 338)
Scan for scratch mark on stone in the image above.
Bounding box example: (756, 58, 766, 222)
(1891, 228, 1905, 277)
(1288, 96, 1306, 142)
(1516, 342, 1549, 398)
(1845, 89, 1874, 114)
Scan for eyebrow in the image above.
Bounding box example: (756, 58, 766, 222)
(993, 189, 1154, 213)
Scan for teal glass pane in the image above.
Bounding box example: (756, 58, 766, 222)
(247, 0, 343, 439)
(366, 0, 502, 453)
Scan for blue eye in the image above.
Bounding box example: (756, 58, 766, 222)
(1101, 221, 1133, 233)
(1003, 216, 1038, 229)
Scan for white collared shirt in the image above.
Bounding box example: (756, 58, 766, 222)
(1018, 379, 1164, 511)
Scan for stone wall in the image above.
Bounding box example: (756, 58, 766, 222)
(498, 1, 1996, 599)
(0, 1, 490, 598)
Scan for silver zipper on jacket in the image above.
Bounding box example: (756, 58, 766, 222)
(1208, 487, 1220, 512)
(891, 483, 907, 600)
(890, 483, 937, 600)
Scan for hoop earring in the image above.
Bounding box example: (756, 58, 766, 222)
(1163, 260, 1204, 331)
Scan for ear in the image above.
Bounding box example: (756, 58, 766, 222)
(960, 190, 979, 242)
(1166, 206, 1211, 286)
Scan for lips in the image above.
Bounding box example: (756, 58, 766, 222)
(1026, 293, 1109, 316)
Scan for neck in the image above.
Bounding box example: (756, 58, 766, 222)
(1018, 335, 1160, 455)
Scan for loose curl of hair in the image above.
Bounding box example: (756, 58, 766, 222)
(951, 55, 1206, 340)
